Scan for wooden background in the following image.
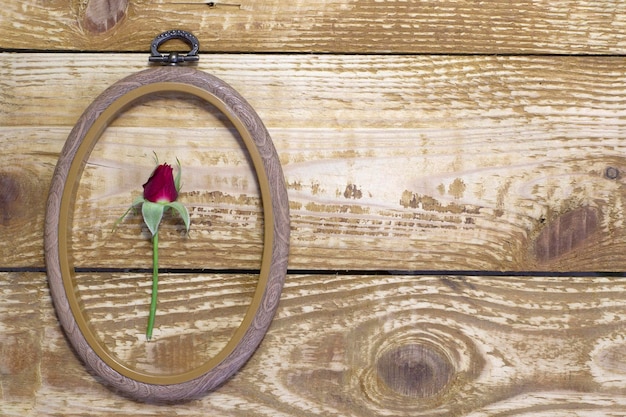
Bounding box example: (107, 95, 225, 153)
(2, 0, 626, 415)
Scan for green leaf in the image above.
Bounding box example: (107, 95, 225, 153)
(142, 201, 165, 236)
(165, 201, 190, 232)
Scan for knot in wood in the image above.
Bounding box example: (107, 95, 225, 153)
(0, 173, 22, 226)
(605, 166, 619, 180)
(376, 343, 454, 398)
(533, 206, 599, 263)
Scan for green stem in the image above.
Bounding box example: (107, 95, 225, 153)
(146, 231, 159, 341)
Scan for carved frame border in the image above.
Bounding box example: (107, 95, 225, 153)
(44, 66, 290, 402)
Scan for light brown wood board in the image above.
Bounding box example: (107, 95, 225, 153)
(3, 0, 626, 414)
(1, 0, 626, 53)
(2, 272, 626, 416)
(2, 54, 626, 272)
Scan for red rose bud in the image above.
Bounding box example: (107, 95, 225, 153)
(142, 163, 178, 203)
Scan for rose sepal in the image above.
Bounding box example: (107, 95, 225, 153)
(113, 195, 147, 231)
(141, 201, 165, 237)
(164, 201, 190, 233)
(174, 158, 182, 193)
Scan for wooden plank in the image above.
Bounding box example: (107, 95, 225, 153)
(3, 272, 626, 415)
(2, 0, 626, 54)
(3, 54, 626, 271)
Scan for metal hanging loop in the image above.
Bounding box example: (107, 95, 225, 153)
(149, 29, 200, 65)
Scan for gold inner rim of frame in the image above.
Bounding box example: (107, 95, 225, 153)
(58, 82, 275, 385)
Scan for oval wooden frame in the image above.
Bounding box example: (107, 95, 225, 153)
(44, 66, 290, 402)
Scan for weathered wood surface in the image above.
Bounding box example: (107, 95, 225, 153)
(2, 272, 626, 415)
(3, 54, 626, 271)
(3, 0, 626, 413)
(2, 0, 626, 54)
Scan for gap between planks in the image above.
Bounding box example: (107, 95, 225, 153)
(5, 266, 624, 278)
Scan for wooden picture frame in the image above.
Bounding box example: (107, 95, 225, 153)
(44, 66, 290, 402)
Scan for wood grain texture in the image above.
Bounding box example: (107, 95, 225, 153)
(3, 272, 626, 415)
(3, 0, 626, 412)
(3, 53, 626, 272)
(1, 1, 626, 54)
